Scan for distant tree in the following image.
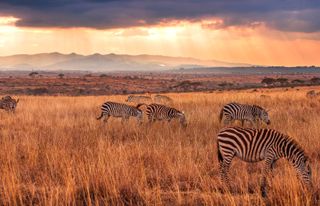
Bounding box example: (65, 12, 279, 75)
(27, 87, 48, 95)
(58, 73, 65, 78)
(29, 71, 39, 78)
(276, 78, 288, 85)
(218, 82, 233, 87)
(261, 77, 275, 85)
(291, 79, 305, 84)
(310, 77, 320, 84)
(99, 74, 109, 78)
(84, 74, 92, 78)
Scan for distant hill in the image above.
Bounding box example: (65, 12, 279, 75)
(170, 66, 320, 75)
(0, 52, 250, 71)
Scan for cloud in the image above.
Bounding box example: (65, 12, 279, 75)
(1, 0, 320, 32)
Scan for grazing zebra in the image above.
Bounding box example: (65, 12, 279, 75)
(219, 102, 270, 127)
(0, 96, 19, 112)
(217, 127, 312, 197)
(126, 95, 152, 103)
(154, 95, 173, 103)
(138, 103, 187, 127)
(97, 101, 143, 124)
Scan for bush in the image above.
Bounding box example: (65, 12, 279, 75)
(99, 74, 109, 78)
(27, 88, 49, 95)
(29, 71, 39, 77)
(310, 77, 320, 84)
(218, 82, 233, 87)
(291, 79, 305, 84)
(276, 78, 288, 85)
(58, 73, 65, 78)
(261, 78, 275, 85)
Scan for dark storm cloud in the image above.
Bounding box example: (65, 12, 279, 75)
(1, 0, 320, 32)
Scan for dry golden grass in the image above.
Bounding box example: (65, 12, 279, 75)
(0, 87, 319, 205)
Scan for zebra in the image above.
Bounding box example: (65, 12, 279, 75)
(96, 101, 143, 124)
(217, 127, 312, 197)
(0, 96, 19, 112)
(153, 95, 173, 104)
(126, 95, 152, 103)
(219, 102, 270, 127)
(138, 103, 187, 127)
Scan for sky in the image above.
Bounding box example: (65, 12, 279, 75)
(0, 0, 320, 66)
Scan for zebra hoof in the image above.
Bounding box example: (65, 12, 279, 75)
(261, 188, 267, 198)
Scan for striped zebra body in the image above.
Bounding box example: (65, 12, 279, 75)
(142, 103, 186, 127)
(217, 127, 312, 197)
(0, 96, 19, 112)
(97, 101, 143, 124)
(219, 102, 270, 127)
(126, 95, 152, 103)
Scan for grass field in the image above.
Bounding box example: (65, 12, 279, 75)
(0, 87, 319, 205)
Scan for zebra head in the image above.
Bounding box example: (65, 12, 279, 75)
(177, 111, 187, 128)
(298, 158, 312, 189)
(136, 109, 143, 120)
(260, 109, 271, 125)
(10, 99, 19, 112)
(125, 96, 131, 102)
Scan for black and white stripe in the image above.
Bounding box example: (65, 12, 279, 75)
(217, 127, 312, 197)
(139, 103, 187, 127)
(0, 96, 19, 112)
(219, 102, 270, 127)
(97, 101, 143, 124)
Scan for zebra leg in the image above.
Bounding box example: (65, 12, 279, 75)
(148, 115, 155, 124)
(249, 120, 257, 128)
(223, 118, 231, 126)
(219, 154, 235, 193)
(256, 119, 260, 129)
(103, 115, 110, 123)
(137, 116, 143, 124)
(261, 155, 276, 198)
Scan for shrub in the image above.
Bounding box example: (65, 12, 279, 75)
(261, 77, 275, 85)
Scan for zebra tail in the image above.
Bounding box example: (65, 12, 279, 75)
(219, 108, 224, 123)
(217, 144, 223, 163)
(136, 103, 147, 109)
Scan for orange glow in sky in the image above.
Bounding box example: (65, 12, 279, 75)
(0, 16, 320, 66)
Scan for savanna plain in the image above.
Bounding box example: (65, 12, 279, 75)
(0, 87, 319, 206)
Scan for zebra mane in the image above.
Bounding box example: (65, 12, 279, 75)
(280, 132, 308, 159)
(252, 105, 265, 111)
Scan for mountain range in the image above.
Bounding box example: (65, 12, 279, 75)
(0, 52, 250, 71)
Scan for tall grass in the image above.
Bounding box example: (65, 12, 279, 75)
(0, 88, 319, 205)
